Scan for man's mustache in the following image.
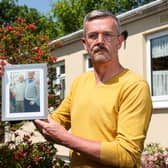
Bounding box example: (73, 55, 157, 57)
(92, 45, 108, 53)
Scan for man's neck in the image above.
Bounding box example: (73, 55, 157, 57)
(94, 63, 124, 84)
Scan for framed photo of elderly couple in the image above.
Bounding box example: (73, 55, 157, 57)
(1, 63, 48, 121)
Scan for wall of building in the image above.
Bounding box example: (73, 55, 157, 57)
(146, 109, 168, 146)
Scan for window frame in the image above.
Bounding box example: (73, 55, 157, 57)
(147, 30, 168, 109)
(56, 61, 66, 99)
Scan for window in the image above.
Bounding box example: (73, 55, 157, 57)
(147, 30, 168, 108)
(49, 61, 65, 101)
(85, 55, 93, 72)
(56, 61, 66, 100)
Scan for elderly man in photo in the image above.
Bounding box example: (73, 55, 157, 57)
(24, 71, 40, 112)
(13, 74, 26, 112)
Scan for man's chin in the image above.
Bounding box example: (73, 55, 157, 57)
(93, 57, 109, 64)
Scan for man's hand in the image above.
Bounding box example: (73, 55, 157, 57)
(35, 116, 101, 163)
(0, 59, 11, 76)
(34, 115, 68, 144)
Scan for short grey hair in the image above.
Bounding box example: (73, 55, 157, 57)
(83, 10, 121, 36)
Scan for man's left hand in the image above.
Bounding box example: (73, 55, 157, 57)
(34, 115, 68, 144)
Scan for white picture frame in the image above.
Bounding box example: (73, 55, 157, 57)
(1, 63, 48, 121)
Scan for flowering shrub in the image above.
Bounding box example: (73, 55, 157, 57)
(0, 17, 64, 160)
(0, 130, 69, 168)
(141, 143, 168, 168)
(0, 17, 62, 108)
(0, 17, 61, 64)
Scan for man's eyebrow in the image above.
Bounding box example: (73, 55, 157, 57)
(88, 30, 116, 33)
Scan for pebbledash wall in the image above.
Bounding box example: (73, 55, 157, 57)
(52, 0, 168, 150)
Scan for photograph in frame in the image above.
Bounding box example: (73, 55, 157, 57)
(1, 63, 48, 121)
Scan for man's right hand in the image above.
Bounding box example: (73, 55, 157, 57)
(0, 59, 11, 77)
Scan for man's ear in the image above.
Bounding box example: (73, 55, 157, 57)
(118, 30, 128, 49)
(117, 35, 124, 49)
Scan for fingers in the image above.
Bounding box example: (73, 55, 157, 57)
(34, 119, 53, 142)
(34, 116, 56, 129)
(34, 119, 48, 128)
(0, 59, 10, 77)
(34, 119, 49, 137)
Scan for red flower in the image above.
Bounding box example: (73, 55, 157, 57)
(33, 157, 42, 162)
(6, 26, 14, 31)
(40, 35, 47, 41)
(21, 19, 26, 23)
(15, 31, 21, 36)
(58, 42, 63, 47)
(28, 23, 36, 29)
(17, 17, 22, 20)
(17, 151, 26, 159)
(19, 38, 24, 42)
(16, 17, 26, 23)
(51, 41, 63, 48)
(48, 56, 57, 63)
(27, 165, 32, 168)
(0, 56, 5, 59)
(34, 56, 41, 60)
(37, 49, 44, 56)
(14, 154, 19, 160)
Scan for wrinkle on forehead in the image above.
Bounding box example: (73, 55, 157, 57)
(85, 17, 119, 35)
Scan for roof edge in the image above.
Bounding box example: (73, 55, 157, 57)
(51, 0, 167, 46)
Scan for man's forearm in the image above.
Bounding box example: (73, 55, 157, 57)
(61, 132, 101, 163)
(34, 117, 101, 163)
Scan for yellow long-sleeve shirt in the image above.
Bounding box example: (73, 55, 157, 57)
(52, 69, 152, 168)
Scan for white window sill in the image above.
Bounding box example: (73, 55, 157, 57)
(152, 96, 168, 109)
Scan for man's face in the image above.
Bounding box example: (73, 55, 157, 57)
(28, 72, 35, 79)
(82, 16, 122, 66)
(18, 75, 24, 82)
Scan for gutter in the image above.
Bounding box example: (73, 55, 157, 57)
(51, 0, 167, 45)
(117, 0, 166, 19)
(51, 29, 83, 45)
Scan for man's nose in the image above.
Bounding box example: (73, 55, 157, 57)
(97, 34, 105, 43)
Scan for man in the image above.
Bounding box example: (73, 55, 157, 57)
(13, 74, 26, 112)
(0, 10, 152, 168)
(24, 71, 40, 112)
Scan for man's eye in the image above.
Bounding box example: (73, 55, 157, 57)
(88, 33, 97, 39)
(104, 33, 113, 38)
